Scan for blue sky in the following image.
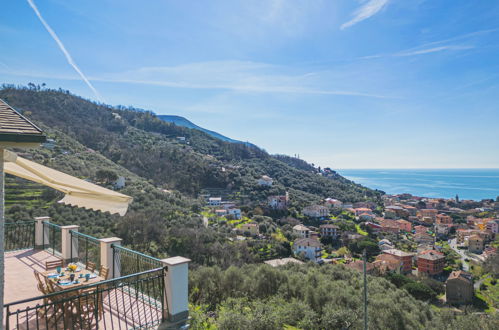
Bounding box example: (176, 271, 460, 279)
(1, 0, 499, 169)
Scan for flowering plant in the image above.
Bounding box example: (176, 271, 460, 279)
(67, 263, 78, 272)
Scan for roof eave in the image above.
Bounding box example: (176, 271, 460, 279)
(0, 133, 46, 143)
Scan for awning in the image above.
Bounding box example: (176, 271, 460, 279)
(3, 150, 133, 216)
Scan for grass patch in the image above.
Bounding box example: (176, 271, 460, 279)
(355, 224, 368, 236)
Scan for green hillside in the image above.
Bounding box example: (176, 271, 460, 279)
(0, 85, 379, 204)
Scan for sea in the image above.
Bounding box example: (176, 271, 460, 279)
(337, 169, 499, 201)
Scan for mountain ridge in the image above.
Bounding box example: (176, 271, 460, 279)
(157, 114, 259, 148)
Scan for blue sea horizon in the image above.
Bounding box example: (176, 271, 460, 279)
(337, 168, 499, 201)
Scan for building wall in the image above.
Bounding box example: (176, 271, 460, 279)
(418, 257, 445, 275)
(446, 280, 474, 305)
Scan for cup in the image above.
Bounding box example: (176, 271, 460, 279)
(79, 274, 83, 278)
(56, 266, 61, 274)
(85, 273, 90, 282)
(69, 274, 75, 282)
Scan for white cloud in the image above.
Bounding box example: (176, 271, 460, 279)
(395, 45, 474, 57)
(26, 0, 103, 101)
(341, 0, 389, 30)
(95, 60, 393, 99)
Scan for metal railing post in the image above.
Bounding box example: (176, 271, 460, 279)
(70, 231, 73, 263)
(51, 225, 55, 255)
(112, 244, 115, 278)
(32, 221, 36, 248)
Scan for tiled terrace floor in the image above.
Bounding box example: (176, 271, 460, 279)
(4, 249, 163, 329)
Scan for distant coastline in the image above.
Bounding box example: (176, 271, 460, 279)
(337, 168, 499, 201)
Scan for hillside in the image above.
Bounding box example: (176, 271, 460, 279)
(158, 114, 257, 148)
(0, 85, 379, 264)
(0, 85, 379, 205)
(189, 263, 499, 329)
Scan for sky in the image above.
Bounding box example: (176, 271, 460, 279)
(1, 0, 499, 169)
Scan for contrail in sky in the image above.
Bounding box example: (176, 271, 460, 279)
(26, 0, 103, 101)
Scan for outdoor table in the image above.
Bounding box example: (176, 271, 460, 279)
(40, 267, 105, 327)
(41, 267, 104, 290)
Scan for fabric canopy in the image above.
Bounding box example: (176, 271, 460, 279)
(3, 150, 132, 216)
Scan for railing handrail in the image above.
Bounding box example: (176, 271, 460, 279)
(69, 229, 100, 243)
(4, 266, 165, 308)
(4, 220, 35, 225)
(42, 221, 61, 229)
(111, 244, 163, 263)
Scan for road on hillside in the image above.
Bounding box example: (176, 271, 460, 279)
(449, 238, 470, 271)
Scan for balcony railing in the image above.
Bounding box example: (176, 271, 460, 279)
(4, 268, 166, 329)
(70, 230, 101, 270)
(4, 216, 190, 329)
(5, 221, 35, 251)
(43, 221, 62, 256)
(112, 244, 163, 278)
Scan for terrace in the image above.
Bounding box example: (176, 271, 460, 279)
(3, 217, 190, 329)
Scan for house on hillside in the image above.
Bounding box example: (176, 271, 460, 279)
(302, 205, 329, 218)
(293, 224, 310, 238)
(419, 209, 438, 223)
(325, 198, 342, 208)
(268, 193, 289, 210)
(293, 238, 322, 262)
(446, 271, 474, 305)
(436, 214, 453, 224)
(354, 208, 373, 217)
(227, 208, 242, 220)
(383, 249, 414, 274)
(414, 232, 434, 245)
(215, 209, 228, 217)
(414, 225, 428, 234)
(468, 235, 484, 253)
(208, 197, 222, 206)
(417, 250, 445, 276)
(257, 175, 273, 186)
(374, 254, 403, 274)
(319, 224, 339, 238)
(396, 219, 412, 232)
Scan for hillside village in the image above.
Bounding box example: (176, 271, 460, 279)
(203, 175, 499, 310)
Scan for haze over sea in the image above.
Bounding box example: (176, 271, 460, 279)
(338, 169, 499, 201)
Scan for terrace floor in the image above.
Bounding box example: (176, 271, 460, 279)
(4, 249, 163, 329)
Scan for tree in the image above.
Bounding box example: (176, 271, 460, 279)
(402, 282, 436, 301)
(95, 169, 118, 184)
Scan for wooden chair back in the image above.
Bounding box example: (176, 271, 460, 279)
(34, 270, 46, 294)
(99, 266, 109, 280)
(86, 261, 96, 273)
(45, 259, 64, 271)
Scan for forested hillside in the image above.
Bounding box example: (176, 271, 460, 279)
(0, 85, 378, 264)
(189, 263, 498, 329)
(0, 85, 379, 203)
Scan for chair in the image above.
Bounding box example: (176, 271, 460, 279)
(34, 270, 46, 294)
(45, 259, 64, 271)
(99, 266, 109, 280)
(86, 261, 96, 273)
(76, 287, 102, 325)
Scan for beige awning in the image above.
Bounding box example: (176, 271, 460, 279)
(3, 150, 132, 216)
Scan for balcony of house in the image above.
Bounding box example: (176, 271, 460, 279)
(3, 217, 190, 329)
